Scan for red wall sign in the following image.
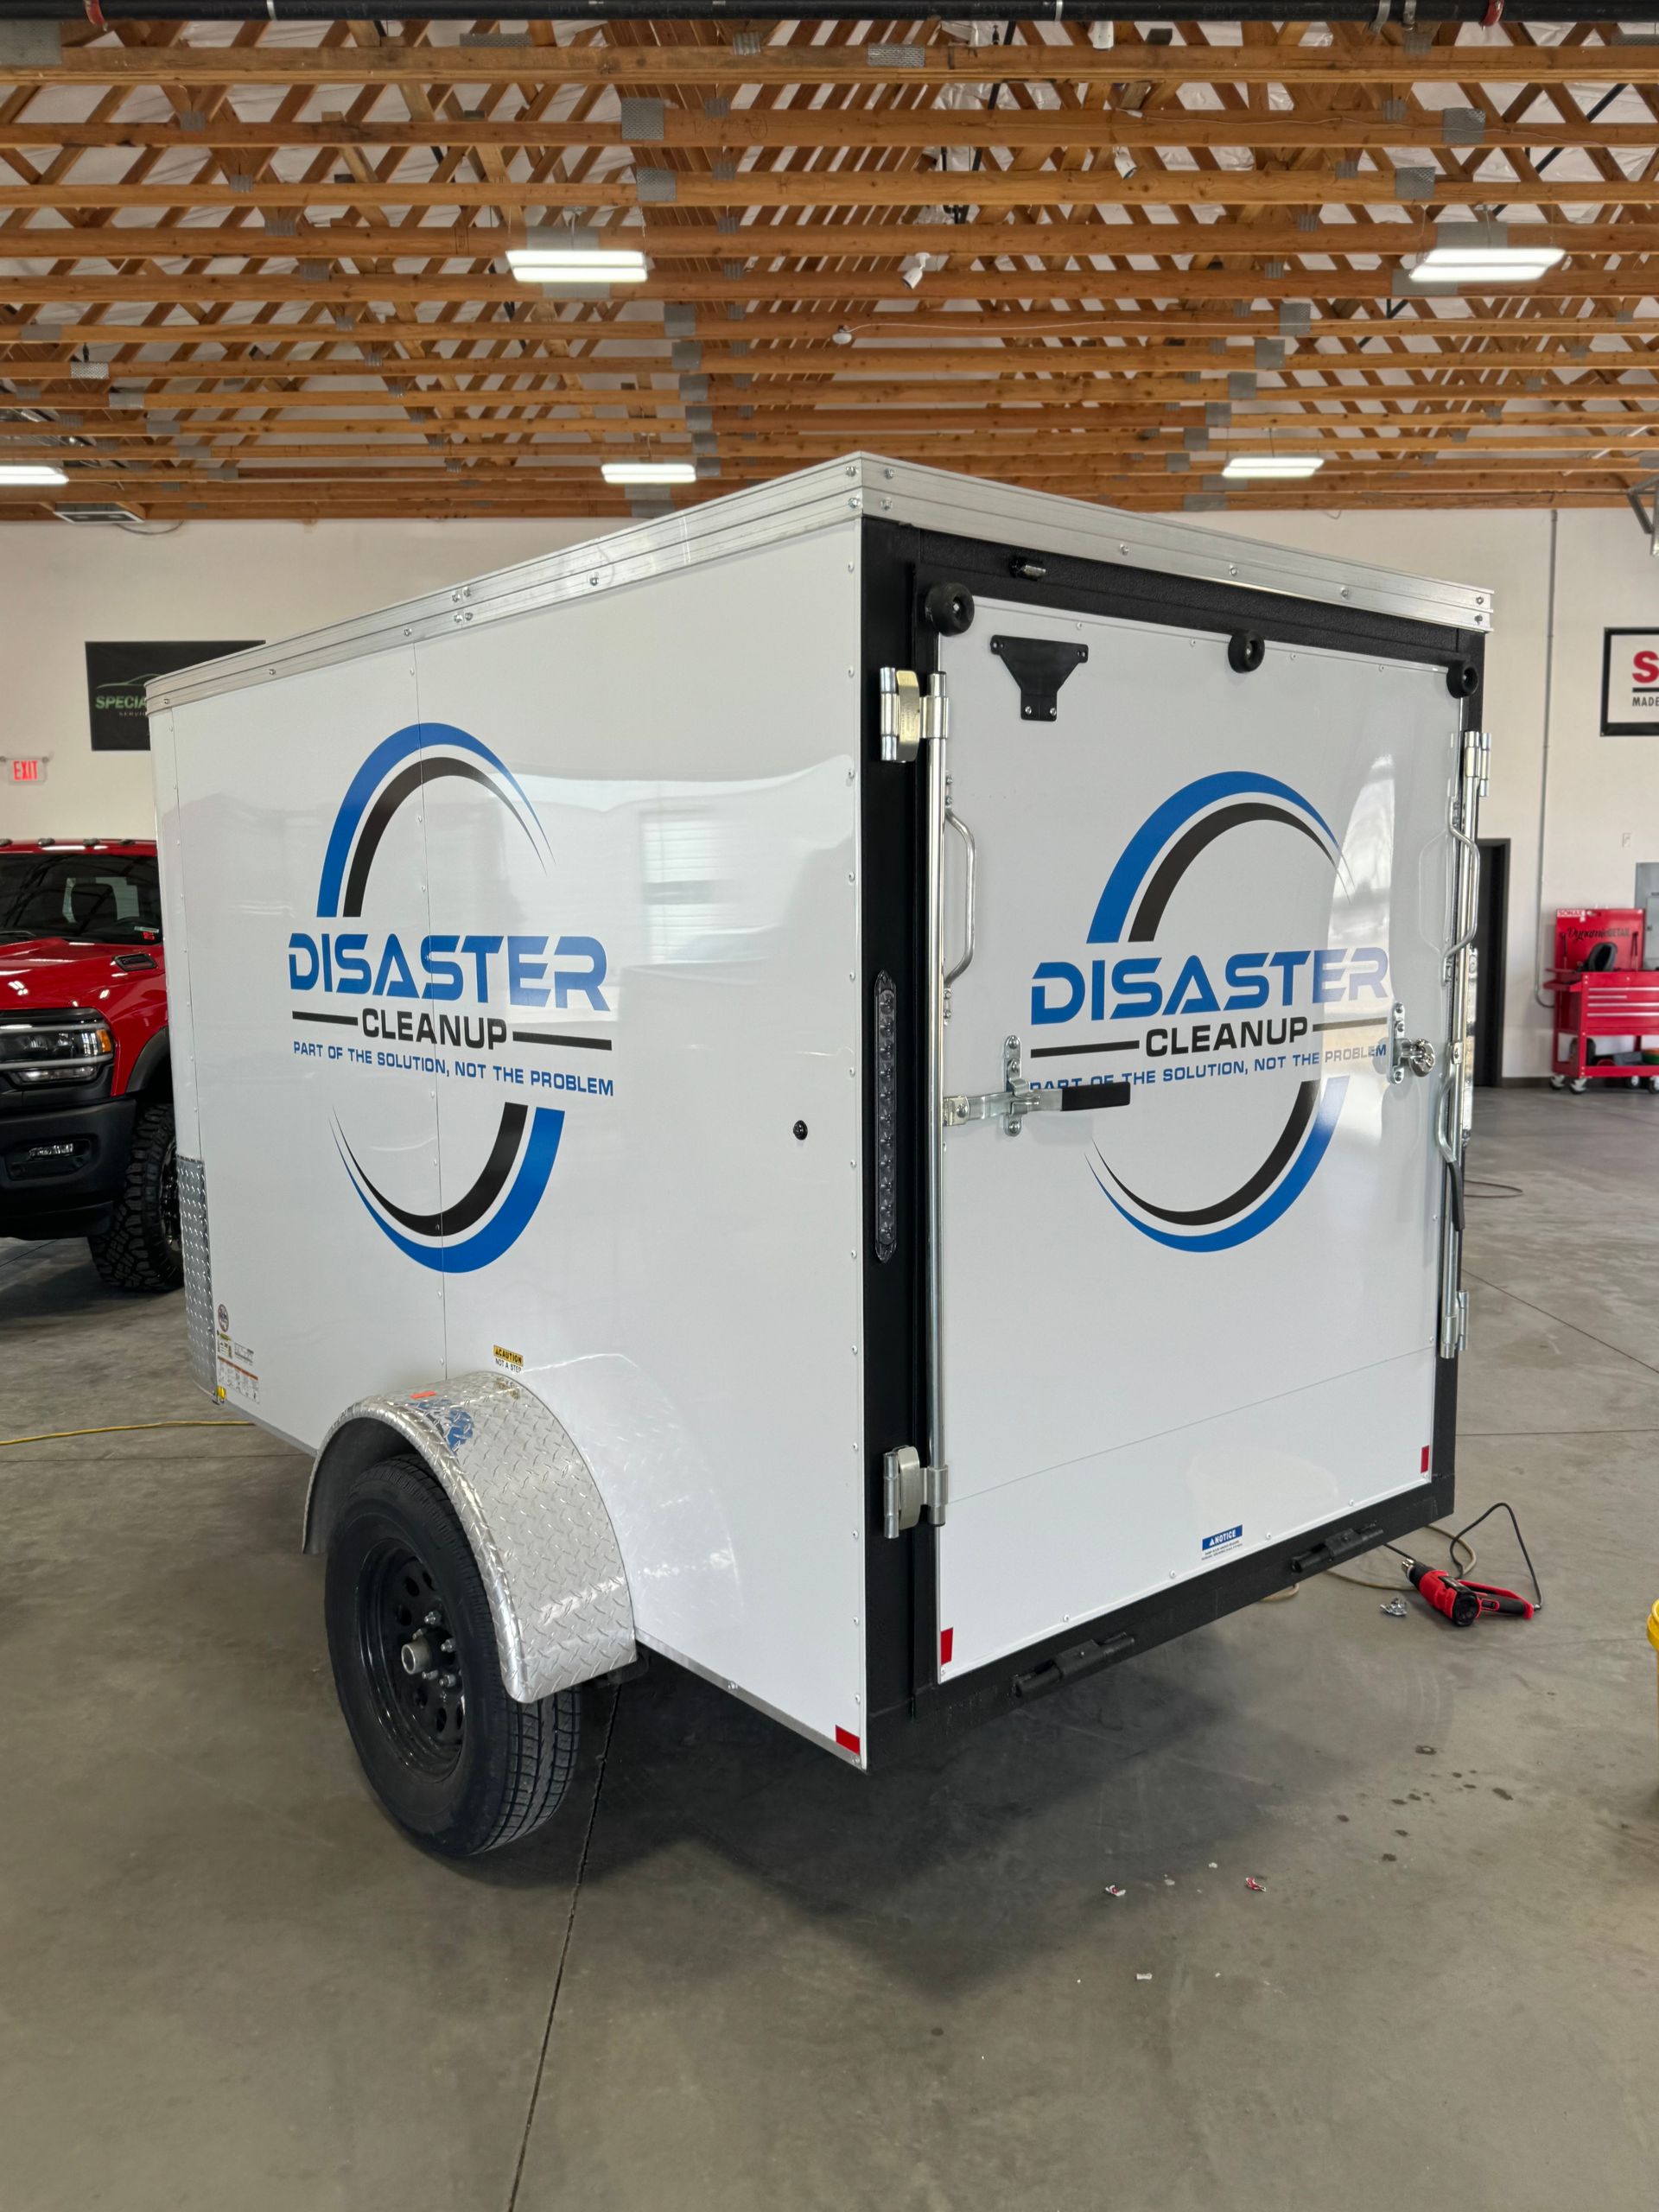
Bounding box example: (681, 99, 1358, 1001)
(1601, 628, 1659, 735)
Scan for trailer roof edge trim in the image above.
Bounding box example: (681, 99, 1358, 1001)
(147, 454, 1491, 712)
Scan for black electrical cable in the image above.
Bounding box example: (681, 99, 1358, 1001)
(1446, 1500, 1545, 1611)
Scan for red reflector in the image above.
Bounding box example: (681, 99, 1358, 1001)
(939, 1627, 954, 1666)
(1421, 1445, 1432, 1473)
(835, 1725, 861, 1756)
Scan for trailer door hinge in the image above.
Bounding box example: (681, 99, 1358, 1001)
(879, 667, 946, 763)
(1463, 728, 1491, 798)
(883, 1443, 947, 1534)
(1440, 1286, 1468, 1358)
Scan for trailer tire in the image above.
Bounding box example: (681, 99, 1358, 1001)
(87, 1101, 182, 1294)
(324, 1452, 580, 1858)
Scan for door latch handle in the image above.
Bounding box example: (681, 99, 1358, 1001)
(1386, 1000, 1437, 1085)
(942, 791, 976, 995)
(944, 1035, 1132, 1134)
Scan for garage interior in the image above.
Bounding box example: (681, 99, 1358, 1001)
(3, 10, 1659, 2211)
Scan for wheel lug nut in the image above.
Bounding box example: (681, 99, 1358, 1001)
(440, 1639, 454, 1656)
(423, 1610, 442, 1628)
(438, 1671, 459, 1691)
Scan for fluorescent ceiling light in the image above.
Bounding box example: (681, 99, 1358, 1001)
(507, 226, 646, 283)
(0, 463, 68, 486)
(507, 253, 648, 279)
(601, 461, 696, 486)
(1221, 454, 1325, 480)
(1408, 245, 1565, 284)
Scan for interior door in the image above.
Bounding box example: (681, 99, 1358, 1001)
(931, 597, 1459, 1680)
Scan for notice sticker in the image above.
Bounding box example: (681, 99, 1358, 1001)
(1201, 1524, 1243, 1558)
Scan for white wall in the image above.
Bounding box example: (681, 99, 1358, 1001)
(3, 500, 1656, 1077)
(0, 515, 604, 842)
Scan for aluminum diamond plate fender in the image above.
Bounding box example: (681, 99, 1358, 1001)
(303, 1372, 635, 1702)
(176, 1154, 216, 1399)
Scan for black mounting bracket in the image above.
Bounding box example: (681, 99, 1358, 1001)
(989, 634, 1089, 721)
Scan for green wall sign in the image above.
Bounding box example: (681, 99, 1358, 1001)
(86, 640, 261, 752)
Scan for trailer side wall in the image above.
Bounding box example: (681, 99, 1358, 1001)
(159, 521, 871, 1758)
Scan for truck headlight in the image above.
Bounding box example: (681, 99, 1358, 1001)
(0, 1014, 116, 1087)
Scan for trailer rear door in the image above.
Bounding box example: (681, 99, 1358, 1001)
(931, 597, 1458, 1680)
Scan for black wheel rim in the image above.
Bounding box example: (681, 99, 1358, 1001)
(355, 1535, 465, 1776)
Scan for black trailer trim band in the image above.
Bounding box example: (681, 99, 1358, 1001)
(867, 1477, 1452, 1761)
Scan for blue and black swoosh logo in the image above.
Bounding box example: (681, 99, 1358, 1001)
(1087, 772, 1350, 1254)
(317, 720, 550, 918)
(320, 721, 563, 1274)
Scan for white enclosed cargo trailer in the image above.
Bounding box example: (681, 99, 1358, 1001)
(150, 457, 1491, 1857)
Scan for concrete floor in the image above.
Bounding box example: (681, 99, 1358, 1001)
(3, 1087, 1657, 2212)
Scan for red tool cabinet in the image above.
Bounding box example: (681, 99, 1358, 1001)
(1548, 908, 1659, 1089)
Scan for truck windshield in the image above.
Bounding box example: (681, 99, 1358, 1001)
(0, 852, 162, 945)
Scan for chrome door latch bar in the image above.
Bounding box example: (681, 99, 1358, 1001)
(879, 666, 948, 763)
(944, 1035, 1132, 1135)
(1386, 1000, 1437, 1085)
(1435, 723, 1491, 1357)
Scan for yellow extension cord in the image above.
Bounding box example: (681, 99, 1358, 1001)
(0, 1420, 254, 1447)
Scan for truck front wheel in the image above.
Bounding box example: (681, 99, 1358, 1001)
(87, 1100, 183, 1294)
(323, 1453, 580, 1858)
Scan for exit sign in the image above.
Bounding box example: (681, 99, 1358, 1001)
(10, 759, 43, 784)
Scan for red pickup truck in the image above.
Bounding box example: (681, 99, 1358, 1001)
(0, 837, 179, 1292)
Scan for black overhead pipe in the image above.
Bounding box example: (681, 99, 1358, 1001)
(14, 3, 1659, 23)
